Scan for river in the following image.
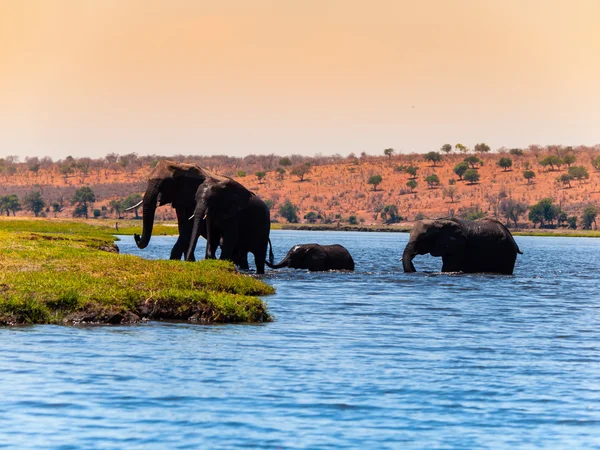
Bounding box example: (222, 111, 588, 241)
(1, 230, 599, 448)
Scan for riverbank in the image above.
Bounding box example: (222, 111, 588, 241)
(0, 219, 273, 326)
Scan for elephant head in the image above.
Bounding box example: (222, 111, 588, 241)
(134, 160, 213, 249)
(402, 219, 466, 272)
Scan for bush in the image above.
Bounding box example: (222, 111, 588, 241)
(424, 152, 442, 166)
(497, 157, 513, 171)
(368, 174, 383, 191)
(279, 200, 299, 223)
(523, 170, 536, 184)
(463, 169, 480, 184)
(237, 170, 247, 177)
(304, 211, 318, 224)
(424, 174, 440, 188)
(453, 162, 469, 180)
(93, 209, 102, 218)
(348, 215, 358, 225)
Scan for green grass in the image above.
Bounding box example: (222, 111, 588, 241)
(0, 219, 274, 326)
(513, 229, 600, 238)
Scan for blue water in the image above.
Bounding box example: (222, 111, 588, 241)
(2, 230, 600, 448)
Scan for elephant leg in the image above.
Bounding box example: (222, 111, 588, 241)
(235, 251, 250, 270)
(205, 220, 220, 260)
(441, 255, 463, 273)
(219, 220, 239, 262)
(254, 251, 265, 275)
(171, 207, 194, 260)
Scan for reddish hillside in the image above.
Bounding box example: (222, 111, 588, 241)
(1, 146, 599, 228)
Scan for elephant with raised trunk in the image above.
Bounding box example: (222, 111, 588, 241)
(266, 244, 354, 272)
(402, 218, 522, 274)
(185, 177, 273, 274)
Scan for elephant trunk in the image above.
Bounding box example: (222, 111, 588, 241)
(402, 240, 417, 272)
(265, 255, 289, 269)
(134, 180, 160, 249)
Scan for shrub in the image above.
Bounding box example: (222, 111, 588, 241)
(497, 157, 513, 171)
(424, 152, 442, 166)
(348, 215, 358, 225)
(523, 170, 536, 184)
(279, 200, 299, 223)
(463, 169, 480, 184)
(237, 170, 247, 177)
(368, 174, 383, 191)
(453, 162, 469, 180)
(424, 174, 440, 189)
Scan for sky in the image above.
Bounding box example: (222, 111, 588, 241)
(1, 0, 599, 160)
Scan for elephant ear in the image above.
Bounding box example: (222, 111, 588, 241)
(198, 178, 252, 221)
(429, 219, 467, 257)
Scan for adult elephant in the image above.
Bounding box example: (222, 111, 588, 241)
(266, 244, 354, 272)
(185, 177, 273, 274)
(133, 160, 220, 260)
(402, 218, 522, 274)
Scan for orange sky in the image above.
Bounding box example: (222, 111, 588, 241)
(1, 0, 599, 159)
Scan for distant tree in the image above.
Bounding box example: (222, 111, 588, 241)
(279, 157, 292, 167)
(464, 155, 483, 169)
(463, 169, 480, 184)
(581, 205, 598, 230)
(368, 174, 383, 191)
(443, 186, 458, 203)
(458, 205, 486, 220)
(406, 179, 418, 192)
(290, 164, 311, 181)
(279, 200, 299, 223)
(455, 143, 469, 154)
(122, 193, 143, 219)
(52, 202, 63, 217)
(275, 167, 286, 180)
(568, 166, 589, 183)
(562, 153, 576, 168)
(592, 156, 600, 171)
(23, 191, 45, 217)
(72, 186, 96, 219)
(453, 162, 469, 180)
(264, 199, 275, 211)
(497, 157, 513, 171)
(405, 166, 418, 179)
(93, 209, 102, 218)
(567, 216, 578, 229)
(304, 211, 318, 224)
(381, 204, 402, 224)
(539, 155, 562, 171)
(499, 198, 528, 228)
(109, 199, 124, 218)
(558, 173, 574, 188)
(509, 148, 524, 156)
(528, 198, 560, 228)
(383, 148, 395, 160)
(448, 178, 456, 185)
(424, 151, 442, 166)
(348, 215, 358, 225)
(523, 170, 536, 184)
(236, 170, 247, 177)
(474, 142, 491, 154)
(255, 171, 267, 183)
(424, 174, 440, 189)
(440, 144, 453, 154)
(0, 194, 21, 216)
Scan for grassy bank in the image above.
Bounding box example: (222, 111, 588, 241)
(0, 219, 273, 326)
(271, 223, 411, 233)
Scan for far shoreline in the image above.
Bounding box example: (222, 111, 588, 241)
(270, 222, 600, 238)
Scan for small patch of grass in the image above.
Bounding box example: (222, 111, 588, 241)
(0, 219, 273, 326)
(513, 229, 600, 238)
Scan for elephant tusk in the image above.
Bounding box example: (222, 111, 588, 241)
(124, 200, 143, 211)
(188, 214, 194, 220)
(203, 214, 207, 220)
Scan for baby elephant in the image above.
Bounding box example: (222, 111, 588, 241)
(266, 244, 354, 271)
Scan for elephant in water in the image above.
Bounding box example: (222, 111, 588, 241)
(266, 244, 355, 272)
(185, 176, 273, 274)
(402, 218, 522, 275)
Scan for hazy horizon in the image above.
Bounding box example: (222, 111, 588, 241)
(1, 0, 599, 160)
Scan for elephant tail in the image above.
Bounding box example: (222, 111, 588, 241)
(268, 238, 274, 265)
